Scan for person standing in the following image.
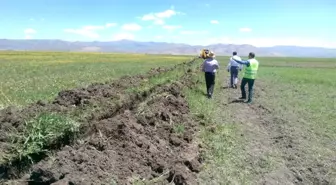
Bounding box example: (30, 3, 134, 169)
(200, 49, 219, 99)
(232, 52, 259, 103)
(227, 51, 242, 88)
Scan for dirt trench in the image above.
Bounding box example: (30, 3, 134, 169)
(0, 58, 195, 159)
(0, 58, 203, 184)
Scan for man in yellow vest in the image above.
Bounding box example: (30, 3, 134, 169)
(232, 52, 259, 103)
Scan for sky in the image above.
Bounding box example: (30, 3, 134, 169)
(1, 0, 335, 48)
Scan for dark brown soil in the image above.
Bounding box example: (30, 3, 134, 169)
(0, 58, 202, 184)
(0, 60, 188, 151)
(25, 83, 201, 185)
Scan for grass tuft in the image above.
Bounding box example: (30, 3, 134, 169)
(173, 124, 185, 134)
(8, 112, 80, 163)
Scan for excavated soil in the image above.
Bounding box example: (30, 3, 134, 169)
(0, 58, 202, 184)
(25, 83, 201, 185)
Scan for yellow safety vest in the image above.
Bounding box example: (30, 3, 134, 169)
(243, 59, 259, 79)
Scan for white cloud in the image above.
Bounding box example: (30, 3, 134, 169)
(24, 35, 32, 39)
(64, 23, 117, 38)
(210, 20, 219, 24)
(112, 33, 135, 40)
(141, 14, 156, 21)
(154, 35, 163, 39)
(121, 23, 142, 31)
(162, 25, 182, 30)
(24, 28, 36, 39)
(140, 8, 183, 25)
(24, 28, 36, 34)
(154, 19, 165, 25)
(141, 14, 165, 25)
(239, 28, 252, 32)
(64, 28, 100, 38)
(141, 10, 176, 20)
(106, 23, 117, 28)
(155, 10, 176, 18)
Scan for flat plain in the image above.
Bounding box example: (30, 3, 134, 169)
(0, 51, 335, 184)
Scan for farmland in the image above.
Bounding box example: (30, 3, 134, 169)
(0, 51, 335, 184)
(0, 51, 191, 108)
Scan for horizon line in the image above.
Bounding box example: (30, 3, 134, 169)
(1, 38, 336, 50)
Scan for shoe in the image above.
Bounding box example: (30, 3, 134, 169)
(246, 99, 252, 104)
(239, 97, 246, 100)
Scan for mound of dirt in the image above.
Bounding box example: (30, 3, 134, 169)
(0, 60, 194, 152)
(0, 58, 203, 184)
(0, 58, 196, 127)
(21, 82, 202, 185)
(0, 74, 146, 134)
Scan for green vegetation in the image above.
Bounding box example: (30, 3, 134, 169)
(173, 123, 185, 134)
(0, 51, 192, 169)
(126, 63, 186, 94)
(187, 56, 336, 184)
(1, 51, 335, 184)
(0, 51, 191, 108)
(8, 113, 80, 162)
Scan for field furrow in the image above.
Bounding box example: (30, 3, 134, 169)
(0, 58, 206, 184)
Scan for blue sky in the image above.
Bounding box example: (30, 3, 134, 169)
(1, 0, 335, 48)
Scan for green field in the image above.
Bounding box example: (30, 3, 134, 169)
(0, 51, 192, 108)
(0, 51, 335, 184)
(191, 56, 336, 184)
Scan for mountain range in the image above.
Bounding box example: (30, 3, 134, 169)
(1, 39, 336, 58)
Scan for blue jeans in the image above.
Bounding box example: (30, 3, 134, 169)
(230, 66, 239, 87)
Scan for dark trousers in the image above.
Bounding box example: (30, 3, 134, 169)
(205, 72, 215, 98)
(230, 66, 239, 87)
(240, 77, 255, 101)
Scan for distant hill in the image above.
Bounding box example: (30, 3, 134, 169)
(1, 39, 336, 58)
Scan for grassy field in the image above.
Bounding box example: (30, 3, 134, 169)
(1, 51, 335, 184)
(187, 56, 336, 184)
(0, 51, 191, 108)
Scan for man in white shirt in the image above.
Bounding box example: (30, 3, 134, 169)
(227, 51, 242, 88)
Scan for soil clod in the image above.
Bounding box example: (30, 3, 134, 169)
(0, 58, 202, 184)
